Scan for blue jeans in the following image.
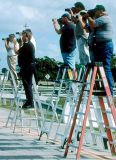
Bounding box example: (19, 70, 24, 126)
(94, 41, 114, 95)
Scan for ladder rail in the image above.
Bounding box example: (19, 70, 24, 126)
(64, 66, 91, 157)
(76, 66, 98, 159)
(98, 97, 116, 154)
(99, 67, 116, 125)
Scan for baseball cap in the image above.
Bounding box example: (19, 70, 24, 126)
(61, 13, 71, 20)
(74, 2, 85, 10)
(9, 34, 15, 38)
(94, 5, 106, 11)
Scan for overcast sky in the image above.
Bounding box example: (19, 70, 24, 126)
(0, 0, 116, 69)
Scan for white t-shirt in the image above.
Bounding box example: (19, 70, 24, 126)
(7, 42, 19, 56)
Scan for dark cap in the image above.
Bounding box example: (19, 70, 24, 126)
(61, 13, 71, 20)
(94, 5, 106, 11)
(74, 2, 85, 10)
(9, 34, 15, 38)
(25, 28, 32, 33)
(22, 29, 32, 34)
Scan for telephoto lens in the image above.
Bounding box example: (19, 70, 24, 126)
(16, 32, 20, 34)
(65, 8, 70, 12)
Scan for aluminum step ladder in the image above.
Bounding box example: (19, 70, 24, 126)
(38, 64, 79, 140)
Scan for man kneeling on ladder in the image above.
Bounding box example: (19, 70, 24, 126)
(14, 30, 36, 109)
(52, 13, 77, 79)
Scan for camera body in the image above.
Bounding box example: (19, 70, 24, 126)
(16, 32, 20, 34)
(2, 37, 10, 41)
(57, 18, 63, 26)
(65, 7, 76, 14)
(87, 9, 96, 18)
(65, 8, 70, 12)
(57, 18, 62, 24)
(17, 38, 22, 44)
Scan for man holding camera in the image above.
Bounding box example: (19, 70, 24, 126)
(4, 34, 19, 81)
(15, 30, 35, 109)
(70, 2, 90, 65)
(87, 5, 114, 95)
(52, 13, 77, 79)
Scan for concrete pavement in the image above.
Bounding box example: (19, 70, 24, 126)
(0, 107, 115, 160)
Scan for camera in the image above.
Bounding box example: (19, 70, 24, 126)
(2, 37, 10, 41)
(16, 32, 20, 34)
(15, 32, 22, 45)
(87, 9, 96, 18)
(65, 8, 70, 12)
(16, 32, 22, 35)
(65, 7, 76, 14)
(17, 38, 22, 44)
(57, 18, 63, 26)
(79, 9, 95, 20)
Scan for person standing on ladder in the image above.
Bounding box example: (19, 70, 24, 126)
(14, 30, 36, 109)
(4, 34, 19, 83)
(52, 13, 77, 79)
(86, 4, 114, 95)
(71, 2, 90, 65)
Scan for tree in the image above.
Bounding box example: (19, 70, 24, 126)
(35, 56, 61, 81)
(111, 54, 116, 82)
(111, 54, 116, 68)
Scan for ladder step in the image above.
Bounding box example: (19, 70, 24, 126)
(7, 117, 14, 120)
(69, 142, 79, 149)
(101, 110, 111, 114)
(77, 112, 85, 117)
(56, 132, 64, 137)
(110, 140, 116, 145)
(105, 126, 116, 130)
(91, 131, 106, 137)
(95, 79, 103, 82)
(89, 120, 98, 123)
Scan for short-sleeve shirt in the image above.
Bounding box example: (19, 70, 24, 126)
(95, 15, 113, 42)
(60, 22, 76, 53)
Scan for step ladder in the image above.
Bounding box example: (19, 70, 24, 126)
(38, 65, 72, 140)
(52, 65, 87, 147)
(0, 68, 9, 90)
(5, 73, 46, 134)
(38, 64, 82, 140)
(0, 69, 19, 106)
(64, 62, 116, 159)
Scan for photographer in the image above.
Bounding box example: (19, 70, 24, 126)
(78, 9, 96, 63)
(70, 2, 90, 65)
(4, 34, 19, 81)
(87, 5, 114, 95)
(52, 13, 77, 79)
(24, 29, 36, 52)
(15, 30, 35, 109)
(16, 29, 36, 51)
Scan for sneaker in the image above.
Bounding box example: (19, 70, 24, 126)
(22, 101, 34, 109)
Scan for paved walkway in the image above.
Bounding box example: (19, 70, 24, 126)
(0, 108, 116, 160)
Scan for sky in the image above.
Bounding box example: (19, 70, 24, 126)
(0, 0, 116, 70)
